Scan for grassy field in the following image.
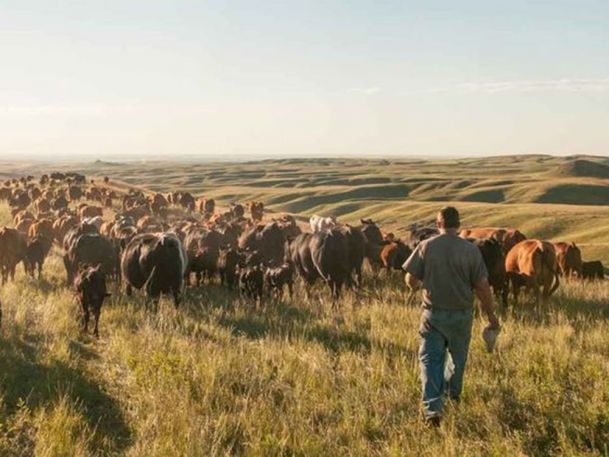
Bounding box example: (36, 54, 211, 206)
(1, 156, 609, 456)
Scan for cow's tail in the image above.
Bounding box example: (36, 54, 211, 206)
(539, 243, 560, 296)
(144, 265, 158, 298)
(549, 268, 560, 296)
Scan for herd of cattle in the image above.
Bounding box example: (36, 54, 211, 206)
(0, 172, 606, 337)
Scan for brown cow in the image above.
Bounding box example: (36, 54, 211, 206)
(459, 227, 526, 254)
(103, 196, 113, 208)
(274, 215, 300, 237)
(68, 186, 83, 201)
(85, 187, 102, 201)
(51, 196, 69, 211)
(247, 201, 264, 222)
(122, 205, 150, 221)
(505, 239, 560, 306)
(380, 241, 412, 272)
(33, 197, 51, 214)
(28, 187, 42, 201)
(136, 215, 161, 231)
(359, 219, 385, 273)
(53, 215, 80, 243)
(79, 205, 103, 219)
(9, 190, 31, 209)
(178, 192, 195, 211)
(29, 219, 55, 243)
(100, 221, 116, 238)
(24, 235, 52, 278)
(13, 210, 34, 225)
(230, 202, 245, 219)
(15, 218, 34, 235)
(553, 242, 582, 278)
(0, 227, 28, 283)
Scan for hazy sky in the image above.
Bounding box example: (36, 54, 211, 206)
(2, 0, 609, 159)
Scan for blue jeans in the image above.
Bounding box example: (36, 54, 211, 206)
(418, 308, 473, 419)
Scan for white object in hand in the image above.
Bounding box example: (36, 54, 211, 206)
(482, 325, 500, 353)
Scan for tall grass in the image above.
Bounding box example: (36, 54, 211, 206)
(1, 240, 609, 455)
(2, 194, 609, 456)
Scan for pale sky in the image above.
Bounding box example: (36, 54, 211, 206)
(1, 0, 609, 159)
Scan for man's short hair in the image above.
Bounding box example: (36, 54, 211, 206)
(438, 206, 460, 229)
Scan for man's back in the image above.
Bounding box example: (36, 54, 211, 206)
(403, 234, 487, 310)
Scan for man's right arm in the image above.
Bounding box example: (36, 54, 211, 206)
(474, 278, 500, 329)
(402, 245, 424, 291)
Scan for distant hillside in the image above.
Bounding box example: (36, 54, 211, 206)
(550, 159, 609, 179)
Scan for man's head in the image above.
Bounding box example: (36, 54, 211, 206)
(436, 206, 460, 233)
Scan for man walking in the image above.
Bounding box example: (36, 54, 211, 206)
(403, 206, 500, 426)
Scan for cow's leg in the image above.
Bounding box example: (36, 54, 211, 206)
(93, 306, 100, 337)
(501, 285, 509, 309)
(172, 287, 181, 308)
(288, 281, 294, 299)
(125, 284, 133, 297)
(331, 280, 340, 305)
(534, 285, 541, 309)
(82, 304, 89, 333)
(510, 276, 520, 304)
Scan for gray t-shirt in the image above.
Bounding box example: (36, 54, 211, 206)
(402, 233, 488, 310)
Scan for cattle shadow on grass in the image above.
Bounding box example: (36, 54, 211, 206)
(216, 306, 375, 355)
(503, 293, 609, 326)
(305, 325, 372, 354)
(0, 337, 132, 454)
(217, 299, 320, 338)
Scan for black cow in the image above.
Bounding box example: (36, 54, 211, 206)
(265, 263, 294, 299)
(121, 233, 187, 307)
(238, 222, 285, 266)
(184, 229, 224, 285)
(238, 265, 264, 301)
(287, 229, 350, 303)
(24, 235, 52, 278)
(469, 238, 508, 307)
(582, 260, 605, 281)
(74, 265, 111, 337)
(341, 225, 366, 288)
(217, 246, 244, 289)
(63, 233, 118, 285)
